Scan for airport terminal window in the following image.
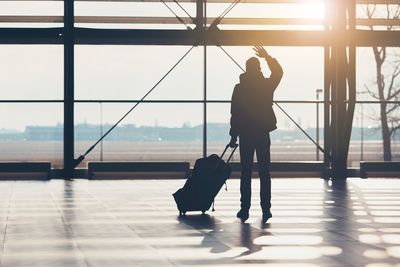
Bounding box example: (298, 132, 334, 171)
(348, 103, 400, 166)
(0, 45, 63, 100)
(75, 45, 203, 101)
(0, 1, 62, 16)
(206, 103, 232, 160)
(207, 46, 324, 101)
(75, 45, 205, 167)
(0, 45, 63, 168)
(0, 104, 63, 168)
(0, 0, 398, 171)
(74, 103, 203, 167)
(0, 1, 63, 28)
(74, 1, 195, 29)
(356, 3, 400, 31)
(348, 47, 400, 165)
(207, 2, 324, 30)
(207, 103, 324, 162)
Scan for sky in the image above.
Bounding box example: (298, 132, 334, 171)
(0, 1, 394, 131)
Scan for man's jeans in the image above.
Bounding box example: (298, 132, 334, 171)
(239, 132, 271, 212)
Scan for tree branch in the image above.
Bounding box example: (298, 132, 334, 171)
(364, 84, 380, 100)
(366, 4, 376, 18)
(389, 88, 400, 100)
(389, 122, 400, 136)
(366, 4, 376, 30)
(392, 4, 400, 20)
(387, 63, 400, 99)
(386, 103, 399, 115)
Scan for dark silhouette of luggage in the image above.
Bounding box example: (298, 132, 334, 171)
(173, 144, 238, 216)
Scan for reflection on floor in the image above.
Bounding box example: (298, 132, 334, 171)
(0, 178, 400, 267)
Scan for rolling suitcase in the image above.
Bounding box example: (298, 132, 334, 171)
(173, 144, 238, 216)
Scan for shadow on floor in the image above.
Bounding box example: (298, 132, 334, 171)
(177, 213, 271, 257)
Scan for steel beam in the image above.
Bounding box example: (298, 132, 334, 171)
(75, 28, 330, 46)
(0, 28, 63, 44)
(0, 27, 399, 46)
(64, 0, 75, 178)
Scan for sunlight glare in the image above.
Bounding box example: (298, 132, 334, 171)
(365, 264, 400, 267)
(387, 246, 400, 258)
(301, 2, 325, 19)
(380, 228, 400, 233)
(358, 228, 377, 233)
(363, 249, 389, 259)
(320, 246, 342, 256)
(237, 246, 321, 260)
(359, 234, 382, 244)
(254, 235, 323, 245)
(354, 210, 368, 216)
(382, 235, 400, 245)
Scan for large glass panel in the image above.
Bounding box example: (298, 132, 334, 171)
(75, 103, 203, 167)
(349, 103, 400, 166)
(207, 102, 324, 162)
(75, 1, 196, 29)
(207, 103, 233, 160)
(0, 103, 63, 168)
(75, 45, 202, 100)
(0, 45, 63, 100)
(207, 1, 325, 30)
(0, 1, 63, 28)
(349, 47, 400, 165)
(356, 3, 400, 31)
(207, 46, 324, 101)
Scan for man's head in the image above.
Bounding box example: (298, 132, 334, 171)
(246, 57, 261, 73)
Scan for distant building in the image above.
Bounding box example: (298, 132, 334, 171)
(0, 124, 395, 142)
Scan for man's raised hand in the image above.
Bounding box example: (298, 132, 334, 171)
(253, 45, 269, 59)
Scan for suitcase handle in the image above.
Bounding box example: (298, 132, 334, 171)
(221, 143, 238, 164)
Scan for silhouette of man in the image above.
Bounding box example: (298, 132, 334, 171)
(228, 46, 283, 223)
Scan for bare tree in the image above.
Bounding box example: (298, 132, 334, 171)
(364, 4, 400, 161)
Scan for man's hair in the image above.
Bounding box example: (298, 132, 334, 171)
(246, 57, 260, 73)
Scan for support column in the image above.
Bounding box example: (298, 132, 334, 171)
(64, 0, 75, 178)
(324, 0, 332, 178)
(342, 0, 357, 169)
(333, 0, 348, 178)
(330, 0, 356, 179)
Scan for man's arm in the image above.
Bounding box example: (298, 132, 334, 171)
(253, 46, 283, 92)
(265, 55, 283, 92)
(229, 85, 240, 147)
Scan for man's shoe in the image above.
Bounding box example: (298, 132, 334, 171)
(262, 211, 272, 223)
(236, 209, 249, 223)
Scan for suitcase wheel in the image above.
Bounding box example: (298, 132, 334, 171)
(179, 211, 186, 216)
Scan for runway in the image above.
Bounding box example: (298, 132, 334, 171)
(1, 140, 398, 168)
(0, 178, 400, 267)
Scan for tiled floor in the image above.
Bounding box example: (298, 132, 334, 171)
(0, 178, 400, 267)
